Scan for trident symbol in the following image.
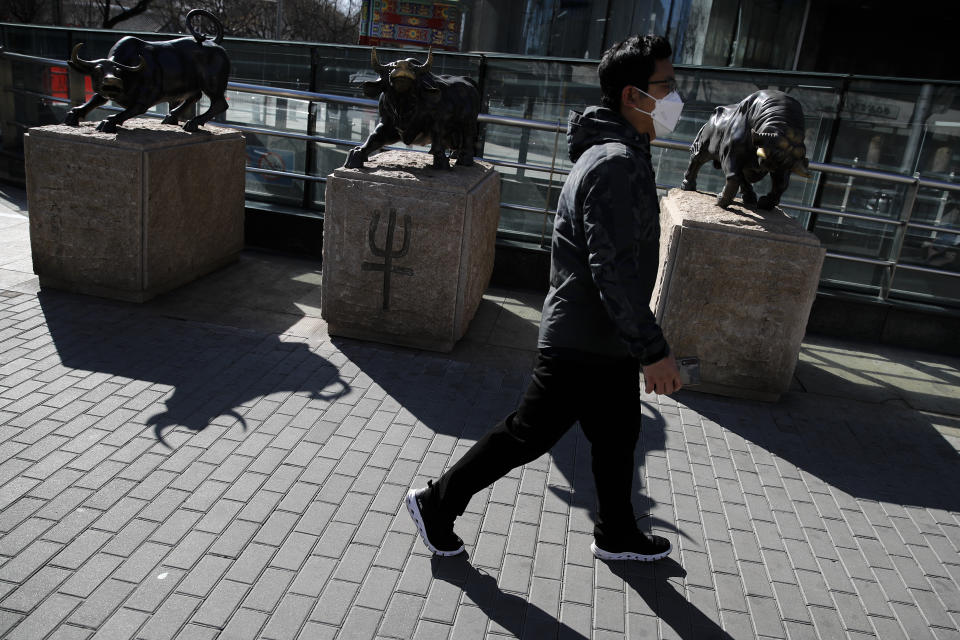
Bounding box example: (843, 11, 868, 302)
(362, 208, 413, 311)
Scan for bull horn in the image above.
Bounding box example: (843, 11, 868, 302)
(413, 47, 433, 74)
(371, 47, 387, 74)
(116, 56, 146, 73)
(70, 43, 97, 72)
(757, 148, 767, 160)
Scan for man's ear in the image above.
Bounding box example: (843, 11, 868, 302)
(620, 85, 637, 109)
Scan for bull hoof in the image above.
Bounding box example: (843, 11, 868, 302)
(680, 179, 696, 191)
(455, 156, 474, 168)
(161, 115, 179, 125)
(757, 196, 777, 210)
(432, 155, 451, 170)
(741, 193, 758, 207)
(63, 112, 80, 127)
(344, 149, 366, 169)
(182, 120, 200, 132)
(716, 196, 733, 208)
(95, 120, 118, 133)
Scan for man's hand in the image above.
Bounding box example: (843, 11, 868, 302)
(642, 355, 683, 395)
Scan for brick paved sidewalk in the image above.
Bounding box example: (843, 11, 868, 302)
(1, 223, 960, 637)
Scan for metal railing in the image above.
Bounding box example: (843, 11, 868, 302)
(2, 47, 959, 307)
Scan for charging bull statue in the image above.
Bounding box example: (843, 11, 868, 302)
(681, 90, 810, 209)
(344, 48, 481, 170)
(63, 9, 229, 133)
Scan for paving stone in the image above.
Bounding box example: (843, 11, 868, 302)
(912, 586, 960, 630)
(1, 565, 71, 612)
(0, 517, 55, 557)
(867, 615, 909, 640)
(122, 568, 184, 614)
(312, 579, 361, 627)
(191, 579, 249, 628)
(0, 538, 63, 582)
(888, 601, 938, 640)
(70, 578, 138, 627)
(259, 593, 317, 640)
(4, 245, 960, 640)
(136, 593, 201, 640)
(5, 593, 82, 640)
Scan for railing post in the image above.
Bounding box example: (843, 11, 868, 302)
(882, 172, 921, 301)
(934, 170, 955, 227)
(304, 47, 320, 211)
(539, 119, 563, 247)
(839, 156, 857, 219)
(0, 48, 18, 151)
(68, 65, 87, 108)
(516, 97, 534, 180)
(475, 54, 489, 158)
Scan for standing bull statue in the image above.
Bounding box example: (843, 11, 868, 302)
(64, 9, 230, 133)
(344, 48, 481, 170)
(681, 90, 810, 209)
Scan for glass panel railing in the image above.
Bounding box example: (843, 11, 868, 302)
(3, 25, 960, 310)
(222, 40, 312, 90)
(820, 257, 888, 297)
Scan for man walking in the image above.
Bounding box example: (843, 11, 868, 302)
(407, 34, 684, 561)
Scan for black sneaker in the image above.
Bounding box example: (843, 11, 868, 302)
(405, 481, 465, 556)
(591, 530, 672, 562)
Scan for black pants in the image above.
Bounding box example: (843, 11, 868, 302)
(432, 350, 644, 539)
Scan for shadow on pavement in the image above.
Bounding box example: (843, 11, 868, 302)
(39, 290, 350, 446)
(605, 558, 735, 639)
(337, 335, 684, 539)
(679, 380, 960, 512)
(431, 554, 588, 639)
(796, 335, 960, 416)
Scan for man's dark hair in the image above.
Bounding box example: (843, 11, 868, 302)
(599, 35, 673, 110)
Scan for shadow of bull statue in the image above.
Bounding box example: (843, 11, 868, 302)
(37, 291, 351, 449)
(63, 8, 230, 133)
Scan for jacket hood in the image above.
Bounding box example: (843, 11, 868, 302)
(567, 105, 650, 163)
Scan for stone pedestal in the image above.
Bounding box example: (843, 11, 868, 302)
(322, 150, 501, 352)
(652, 189, 825, 401)
(25, 118, 245, 303)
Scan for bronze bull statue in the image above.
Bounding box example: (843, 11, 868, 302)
(344, 48, 481, 170)
(681, 90, 810, 209)
(63, 9, 230, 133)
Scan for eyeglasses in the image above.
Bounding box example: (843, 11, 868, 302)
(647, 78, 678, 93)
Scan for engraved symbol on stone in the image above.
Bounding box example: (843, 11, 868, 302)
(362, 208, 413, 311)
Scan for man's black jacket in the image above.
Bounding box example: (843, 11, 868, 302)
(538, 106, 671, 365)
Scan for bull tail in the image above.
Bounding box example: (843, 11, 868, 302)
(186, 8, 224, 44)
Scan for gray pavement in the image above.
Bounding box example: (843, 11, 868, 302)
(1, 183, 959, 639)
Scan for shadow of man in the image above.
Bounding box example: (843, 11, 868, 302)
(604, 558, 735, 639)
(431, 554, 588, 639)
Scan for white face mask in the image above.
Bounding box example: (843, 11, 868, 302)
(631, 86, 684, 138)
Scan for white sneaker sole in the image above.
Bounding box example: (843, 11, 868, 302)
(405, 489, 464, 557)
(591, 541, 672, 562)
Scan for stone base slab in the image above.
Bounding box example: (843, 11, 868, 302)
(25, 118, 245, 302)
(322, 150, 501, 352)
(653, 189, 826, 401)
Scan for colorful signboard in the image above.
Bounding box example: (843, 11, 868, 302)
(358, 0, 463, 51)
